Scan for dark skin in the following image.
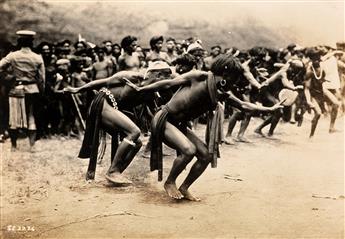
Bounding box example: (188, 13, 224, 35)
(254, 61, 303, 137)
(126, 68, 283, 201)
(63, 70, 174, 184)
(304, 58, 340, 137)
(225, 61, 292, 143)
(118, 41, 140, 71)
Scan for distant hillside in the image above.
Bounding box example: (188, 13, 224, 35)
(0, 0, 298, 50)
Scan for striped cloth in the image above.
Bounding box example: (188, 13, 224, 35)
(9, 96, 27, 129)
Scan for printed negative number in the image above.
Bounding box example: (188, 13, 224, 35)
(7, 225, 35, 232)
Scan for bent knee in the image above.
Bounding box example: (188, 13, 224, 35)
(182, 143, 197, 157)
(127, 127, 141, 141)
(135, 138, 143, 147)
(196, 151, 212, 164)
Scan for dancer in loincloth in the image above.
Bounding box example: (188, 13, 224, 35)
(63, 65, 176, 185)
(304, 48, 341, 137)
(64, 71, 149, 184)
(254, 59, 304, 137)
(125, 54, 283, 201)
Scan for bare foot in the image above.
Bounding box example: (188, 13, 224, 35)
(329, 128, 341, 133)
(141, 152, 150, 158)
(235, 136, 251, 143)
(254, 129, 266, 137)
(266, 133, 279, 140)
(30, 145, 38, 153)
(224, 137, 235, 145)
(105, 172, 132, 185)
(164, 181, 184, 200)
(179, 187, 201, 201)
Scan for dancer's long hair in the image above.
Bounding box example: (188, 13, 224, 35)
(210, 53, 243, 78)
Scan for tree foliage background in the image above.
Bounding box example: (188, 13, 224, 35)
(1, 0, 339, 53)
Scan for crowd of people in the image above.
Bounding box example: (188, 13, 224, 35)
(0, 30, 344, 201)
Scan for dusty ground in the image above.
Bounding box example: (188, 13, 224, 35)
(0, 115, 344, 239)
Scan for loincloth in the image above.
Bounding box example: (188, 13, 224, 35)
(150, 106, 170, 181)
(205, 102, 223, 168)
(79, 93, 102, 157)
(150, 71, 221, 181)
(79, 88, 118, 180)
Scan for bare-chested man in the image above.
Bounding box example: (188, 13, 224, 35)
(118, 36, 141, 71)
(64, 71, 146, 184)
(92, 47, 113, 80)
(146, 35, 170, 64)
(63, 65, 178, 185)
(304, 48, 341, 137)
(125, 54, 283, 201)
(254, 60, 304, 137)
(102, 40, 118, 74)
(166, 37, 178, 64)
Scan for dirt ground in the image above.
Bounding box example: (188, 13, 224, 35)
(1, 115, 344, 239)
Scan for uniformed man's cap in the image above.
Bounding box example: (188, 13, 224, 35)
(16, 30, 36, 38)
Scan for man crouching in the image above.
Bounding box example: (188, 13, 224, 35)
(125, 54, 283, 201)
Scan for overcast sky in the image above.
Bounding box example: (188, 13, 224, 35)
(45, 0, 344, 46)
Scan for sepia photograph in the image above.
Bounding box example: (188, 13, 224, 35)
(0, 0, 344, 238)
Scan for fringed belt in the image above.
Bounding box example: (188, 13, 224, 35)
(99, 88, 118, 110)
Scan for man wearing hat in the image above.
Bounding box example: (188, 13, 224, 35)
(186, 41, 205, 70)
(0, 30, 45, 151)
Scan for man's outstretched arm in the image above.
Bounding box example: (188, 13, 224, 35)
(241, 60, 261, 89)
(281, 72, 303, 91)
(64, 71, 138, 94)
(224, 90, 283, 112)
(261, 61, 291, 86)
(125, 70, 200, 92)
(321, 50, 343, 62)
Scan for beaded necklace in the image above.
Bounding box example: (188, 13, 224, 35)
(311, 65, 323, 80)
